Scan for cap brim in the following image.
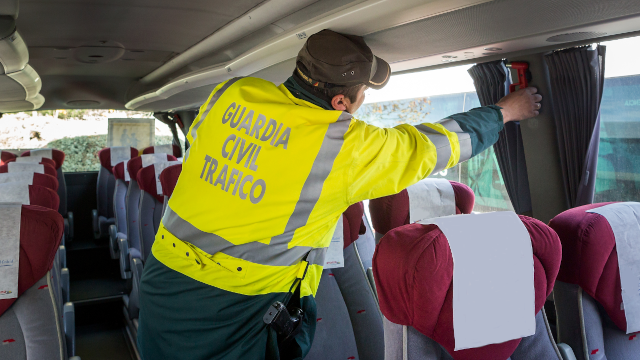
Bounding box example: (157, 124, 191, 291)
(367, 56, 390, 90)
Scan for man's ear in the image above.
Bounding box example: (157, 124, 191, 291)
(331, 94, 349, 111)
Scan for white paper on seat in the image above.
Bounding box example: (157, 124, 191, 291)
(141, 153, 167, 168)
(153, 161, 181, 195)
(587, 202, 640, 333)
(0, 172, 33, 185)
(324, 216, 344, 269)
(420, 211, 535, 350)
(123, 159, 131, 182)
(154, 144, 173, 155)
(8, 163, 44, 174)
(30, 148, 52, 160)
(407, 178, 456, 223)
(15, 156, 43, 164)
(0, 203, 21, 299)
(0, 182, 30, 205)
(110, 146, 131, 167)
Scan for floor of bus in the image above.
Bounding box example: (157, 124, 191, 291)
(66, 172, 137, 360)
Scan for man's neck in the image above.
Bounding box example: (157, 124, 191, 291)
(283, 72, 334, 110)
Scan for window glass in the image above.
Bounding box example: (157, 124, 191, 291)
(0, 109, 181, 172)
(356, 65, 514, 212)
(594, 35, 640, 202)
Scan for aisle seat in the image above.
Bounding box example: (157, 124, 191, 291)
(369, 179, 474, 240)
(93, 147, 138, 239)
(0, 182, 60, 210)
(0, 162, 57, 177)
(108, 161, 132, 259)
(549, 202, 640, 360)
(141, 144, 182, 158)
(123, 160, 180, 330)
(373, 214, 573, 360)
(0, 204, 78, 359)
(307, 202, 384, 360)
(117, 154, 177, 279)
(0, 172, 59, 191)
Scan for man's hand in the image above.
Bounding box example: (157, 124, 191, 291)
(496, 87, 543, 123)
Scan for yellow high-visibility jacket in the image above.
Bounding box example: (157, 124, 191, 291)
(152, 76, 503, 299)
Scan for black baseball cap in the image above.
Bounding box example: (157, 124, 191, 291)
(296, 29, 391, 90)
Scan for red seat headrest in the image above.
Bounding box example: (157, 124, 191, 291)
(369, 180, 475, 235)
(127, 154, 177, 181)
(21, 149, 65, 169)
(0, 151, 17, 166)
(342, 202, 367, 249)
(7, 157, 57, 169)
(97, 147, 139, 174)
(28, 185, 60, 211)
(113, 162, 128, 182)
(142, 144, 182, 158)
(373, 215, 561, 360)
(159, 164, 182, 197)
(137, 165, 165, 203)
(0, 163, 57, 177)
(31, 173, 59, 192)
(0, 205, 64, 317)
(549, 202, 626, 332)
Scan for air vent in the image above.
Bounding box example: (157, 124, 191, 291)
(66, 100, 100, 107)
(73, 46, 125, 64)
(546, 32, 607, 42)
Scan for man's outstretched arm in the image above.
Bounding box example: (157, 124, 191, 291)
(344, 87, 542, 203)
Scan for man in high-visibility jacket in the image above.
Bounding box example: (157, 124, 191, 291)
(137, 29, 542, 359)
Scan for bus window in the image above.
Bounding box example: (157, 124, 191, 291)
(594, 35, 640, 202)
(0, 110, 158, 172)
(357, 65, 514, 212)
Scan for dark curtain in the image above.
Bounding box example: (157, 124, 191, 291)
(544, 45, 605, 208)
(468, 61, 533, 214)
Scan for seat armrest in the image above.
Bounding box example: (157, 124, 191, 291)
(61, 268, 70, 303)
(67, 211, 74, 240)
(59, 245, 66, 269)
(109, 225, 119, 259)
(64, 302, 76, 357)
(119, 236, 132, 279)
(91, 209, 99, 239)
(557, 343, 576, 360)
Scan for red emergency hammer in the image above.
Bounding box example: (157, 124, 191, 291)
(506, 62, 530, 92)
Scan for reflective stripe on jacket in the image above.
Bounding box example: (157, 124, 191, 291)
(152, 76, 503, 298)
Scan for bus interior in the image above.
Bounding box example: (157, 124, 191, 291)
(1, 0, 640, 359)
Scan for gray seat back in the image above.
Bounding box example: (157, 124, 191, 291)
(138, 191, 163, 261)
(113, 178, 128, 235)
(97, 165, 115, 219)
(0, 273, 66, 360)
(307, 211, 384, 360)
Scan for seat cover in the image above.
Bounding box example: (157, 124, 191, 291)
(369, 180, 474, 235)
(159, 164, 182, 197)
(0, 172, 58, 191)
(142, 144, 182, 158)
(19, 150, 67, 215)
(13, 156, 57, 169)
(373, 215, 561, 360)
(1, 163, 57, 177)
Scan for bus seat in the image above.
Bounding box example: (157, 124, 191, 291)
(142, 144, 182, 158)
(93, 147, 138, 239)
(549, 202, 640, 360)
(373, 215, 566, 360)
(306, 202, 384, 360)
(0, 172, 59, 192)
(11, 156, 57, 169)
(0, 204, 75, 359)
(0, 150, 16, 165)
(108, 161, 132, 260)
(117, 154, 177, 279)
(0, 182, 60, 210)
(369, 179, 474, 241)
(21, 149, 68, 219)
(0, 162, 57, 177)
(159, 163, 182, 214)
